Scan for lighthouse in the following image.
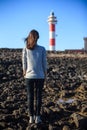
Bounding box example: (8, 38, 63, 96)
(47, 11, 57, 51)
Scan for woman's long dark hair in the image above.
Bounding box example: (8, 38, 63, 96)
(25, 30, 39, 49)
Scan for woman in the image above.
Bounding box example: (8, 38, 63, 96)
(22, 29, 47, 124)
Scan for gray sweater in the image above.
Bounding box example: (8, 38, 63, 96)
(22, 45, 47, 79)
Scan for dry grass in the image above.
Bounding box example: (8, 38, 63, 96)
(47, 53, 87, 58)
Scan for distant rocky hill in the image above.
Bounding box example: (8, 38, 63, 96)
(0, 48, 87, 130)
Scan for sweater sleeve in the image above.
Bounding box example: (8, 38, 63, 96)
(22, 47, 27, 71)
(42, 47, 47, 73)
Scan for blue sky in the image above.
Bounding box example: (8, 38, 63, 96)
(0, 0, 87, 50)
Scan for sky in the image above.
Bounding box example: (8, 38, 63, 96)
(0, 0, 87, 51)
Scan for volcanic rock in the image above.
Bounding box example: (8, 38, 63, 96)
(0, 49, 87, 130)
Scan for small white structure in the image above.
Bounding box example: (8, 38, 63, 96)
(84, 37, 87, 51)
(47, 11, 57, 51)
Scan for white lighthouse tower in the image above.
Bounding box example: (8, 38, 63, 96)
(47, 11, 57, 51)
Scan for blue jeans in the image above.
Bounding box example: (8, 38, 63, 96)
(25, 79, 44, 116)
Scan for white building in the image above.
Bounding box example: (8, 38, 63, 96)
(84, 37, 87, 51)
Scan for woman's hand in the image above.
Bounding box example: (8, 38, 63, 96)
(23, 70, 26, 76)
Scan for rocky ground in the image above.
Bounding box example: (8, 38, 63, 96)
(0, 48, 87, 130)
